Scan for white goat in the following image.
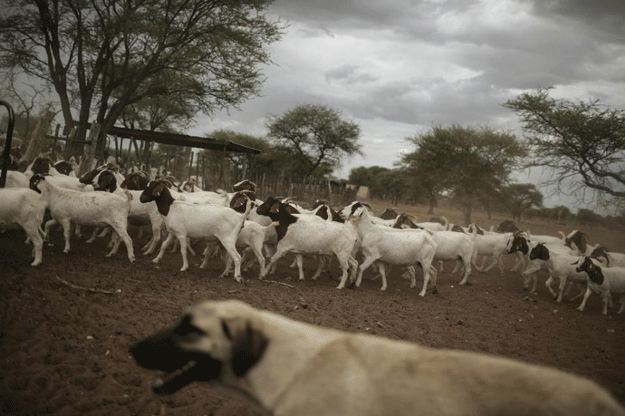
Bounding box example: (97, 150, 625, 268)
(471, 231, 517, 275)
(220, 219, 278, 278)
(521, 241, 577, 292)
(0, 187, 47, 265)
(139, 180, 252, 279)
(81, 169, 163, 255)
(589, 246, 625, 268)
(29, 174, 135, 262)
(575, 256, 625, 315)
(392, 213, 477, 285)
(6, 170, 29, 188)
(256, 197, 359, 288)
(523, 243, 587, 302)
(342, 202, 438, 296)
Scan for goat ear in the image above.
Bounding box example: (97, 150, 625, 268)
(221, 318, 268, 377)
(270, 202, 280, 214)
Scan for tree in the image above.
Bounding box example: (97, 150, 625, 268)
(375, 169, 407, 206)
(347, 165, 393, 200)
(400, 143, 451, 214)
(576, 208, 603, 227)
(503, 88, 625, 206)
(498, 183, 543, 222)
(117, 92, 198, 166)
(266, 104, 363, 179)
(199, 129, 290, 179)
(0, 0, 283, 168)
(400, 124, 526, 224)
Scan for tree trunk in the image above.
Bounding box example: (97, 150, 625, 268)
(427, 194, 436, 215)
(78, 123, 101, 176)
(463, 204, 473, 226)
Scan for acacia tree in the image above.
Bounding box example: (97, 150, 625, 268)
(376, 169, 407, 206)
(400, 124, 527, 224)
(0, 0, 283, 171)
(503, 88, 625, 206)
(266, 104, 363, 179)
(198, 129, 290, 179)
(498, 183, 543, 222)
(400, 142, 451, 214)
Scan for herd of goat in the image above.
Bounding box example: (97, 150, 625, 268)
(1, 157, 625, 316)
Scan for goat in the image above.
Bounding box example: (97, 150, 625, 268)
(589, 246, 625, 268)
(564, 230, 593, 255)
(29, 174, 135, 262)
(0, 187, 47, 265)
(23, 157, 63, 178)
(5, 170, 29, 188)
(53, 160, 75, 176)
(80, 169, 164, 254)
(120, 171, 150, 190)
(575, 256, 625, 315)
(139, 180, 252, 279)
(496, 220, 519, 233)
(233, 179, 256, 192)
(523, 243, 587, 302)
(393, 213, 477, 285)
(343, 202, 438, 296)
(255, 197, 359, 288)
(471, 231, 517, 275)
(379, 208, 399, 220)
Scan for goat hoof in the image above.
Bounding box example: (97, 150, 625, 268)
(432, 287, 439, 295)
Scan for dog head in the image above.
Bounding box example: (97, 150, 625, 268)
(129, 300, 268, 395)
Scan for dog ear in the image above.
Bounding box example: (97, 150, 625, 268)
(221, 318, 268, 377)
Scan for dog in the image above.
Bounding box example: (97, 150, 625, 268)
(130, 300, 625, 416)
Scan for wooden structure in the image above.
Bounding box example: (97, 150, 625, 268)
(101, 126, 260, 154)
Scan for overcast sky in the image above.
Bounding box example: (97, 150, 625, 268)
(192, 0, 625, 210)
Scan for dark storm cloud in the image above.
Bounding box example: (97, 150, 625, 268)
(532, 0, 625, 39)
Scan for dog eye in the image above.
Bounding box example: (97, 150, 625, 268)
(174, 315, 205, 338)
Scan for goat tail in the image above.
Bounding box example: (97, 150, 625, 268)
(243, 196, 253, 220)
(265, 221, 279, 230)
(470, 223, 478, 239)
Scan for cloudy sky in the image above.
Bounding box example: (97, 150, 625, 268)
(192, 0, 625, 209)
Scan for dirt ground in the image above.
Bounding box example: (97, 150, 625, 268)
(1, 213, 624, 416)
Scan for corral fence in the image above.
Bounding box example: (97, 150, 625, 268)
(196, 163, 358, 208)
(4, 120, 358, 209)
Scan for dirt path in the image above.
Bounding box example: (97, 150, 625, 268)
(1, 223, 624, 415)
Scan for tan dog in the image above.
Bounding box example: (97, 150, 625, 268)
(130, 300, 625, 416)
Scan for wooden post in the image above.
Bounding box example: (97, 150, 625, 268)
(188, 150, 194, 180)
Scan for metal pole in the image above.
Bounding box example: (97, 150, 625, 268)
(0, 100, 16, 188)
